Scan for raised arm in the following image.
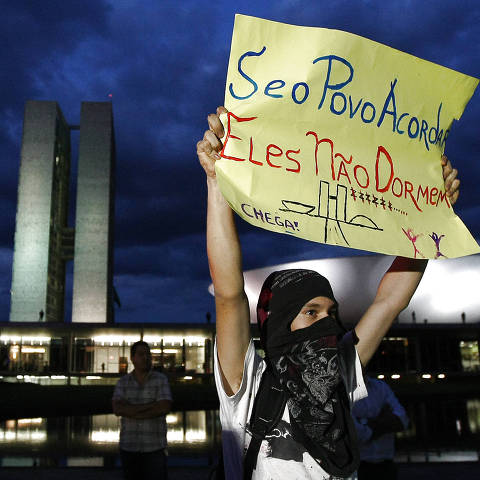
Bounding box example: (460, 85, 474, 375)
(197, 107, 251, 396)
(355, 155, 460, 365)
(354, 256, 427, 365)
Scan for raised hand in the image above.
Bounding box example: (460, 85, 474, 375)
(441, 154, 460, 206)
(196, 106, 227, 178)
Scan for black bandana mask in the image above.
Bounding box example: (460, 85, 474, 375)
(256, 269, 359, 477)
(257, 269, 344, 355)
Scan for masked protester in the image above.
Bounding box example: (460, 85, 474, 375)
(197, 106, 460, 480)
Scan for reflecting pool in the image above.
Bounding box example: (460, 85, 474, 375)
(0, 410, 221, 467)
(1, 398, 479, 467)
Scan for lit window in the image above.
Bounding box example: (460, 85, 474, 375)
(459, 341, 479, 372)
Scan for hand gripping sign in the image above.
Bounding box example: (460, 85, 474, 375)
(215, 14, 479, 259)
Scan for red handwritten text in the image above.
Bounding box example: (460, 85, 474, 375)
(220, 112, 301, 173)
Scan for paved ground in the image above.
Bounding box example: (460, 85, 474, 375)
(1, 462, 480, 480)
(398, 462, 480, 479)
(0, 466, 211, 480)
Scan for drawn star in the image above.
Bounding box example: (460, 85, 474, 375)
(350, 188, 357, 201)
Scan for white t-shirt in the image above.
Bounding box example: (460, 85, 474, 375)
(214, 340, 367, 480)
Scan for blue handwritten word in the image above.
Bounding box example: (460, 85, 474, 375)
(229, 47, 449, 151)
(241, 203, 299, 231)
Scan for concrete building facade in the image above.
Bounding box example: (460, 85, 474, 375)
(72, 103, 115, 323)
(9, 101, 115, 324)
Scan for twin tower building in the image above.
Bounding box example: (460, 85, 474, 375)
(9, 101, 115, 324)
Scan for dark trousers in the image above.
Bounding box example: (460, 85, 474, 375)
(358, 460, 397, 480)
(120, 449, 168, 480)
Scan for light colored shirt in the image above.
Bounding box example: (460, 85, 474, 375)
(352, 376, 408, 462)
(214, 339, 367, 480)
(113, 370, 172, 452)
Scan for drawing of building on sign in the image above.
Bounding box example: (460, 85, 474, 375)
(280, 181, 382, 245)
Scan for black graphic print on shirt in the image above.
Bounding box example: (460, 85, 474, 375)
(264, 420, 304, 462)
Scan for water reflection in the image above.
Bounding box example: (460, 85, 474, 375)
(0, 410, 221, 467)
(467, 398, 480, 434)
(82, 412, 211, 446)
(1, 400, 479, 467)
(1, 418, 46, 443)
(89, 415, 119, 444)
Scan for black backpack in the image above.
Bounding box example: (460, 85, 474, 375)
(243, 367, 287, 480)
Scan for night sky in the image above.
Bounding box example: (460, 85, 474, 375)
(1, 1, 479, 324)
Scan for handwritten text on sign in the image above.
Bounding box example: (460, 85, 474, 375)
(215, 15, 479, 259)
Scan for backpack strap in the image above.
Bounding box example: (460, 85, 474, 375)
(337, 330, 359, 405)
(243, 367, 287, 480)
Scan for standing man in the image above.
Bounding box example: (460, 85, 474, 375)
(352, 375, 409, 479)
(196, 106, 460, 480)
(113, 340, 172, 480)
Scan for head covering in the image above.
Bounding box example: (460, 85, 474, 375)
(255, 269, 359, 477)
(256, 269, 343, 352)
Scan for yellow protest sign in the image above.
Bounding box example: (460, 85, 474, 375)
(215, 14, 479, 259)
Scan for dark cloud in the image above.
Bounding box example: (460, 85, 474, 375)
(115, 233, 208, 278)
(0, 0, 111, 126)
(0, 0, 479, 323)
(0, 0, 112, 236)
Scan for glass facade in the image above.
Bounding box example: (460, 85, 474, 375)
(0, 330, 214, 379)
(368, 337, 410, 373)
(0, 336, 52, 373)
(0, 323, 478, 384)
(367, 334, 474, 374)
(460, 341, 480, 372)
